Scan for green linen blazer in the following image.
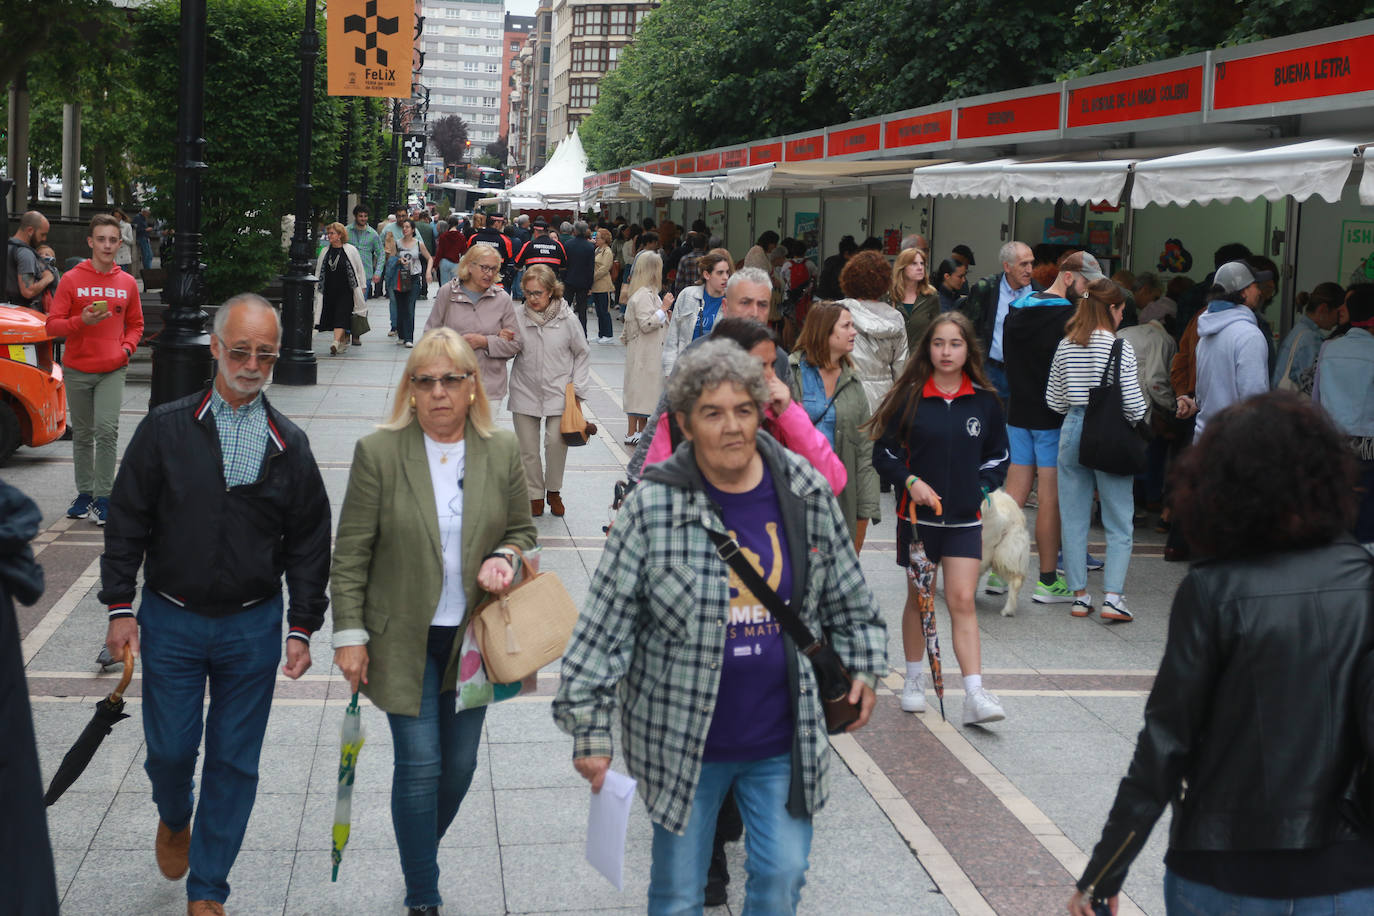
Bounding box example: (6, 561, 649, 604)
(330, 419, 537, 716)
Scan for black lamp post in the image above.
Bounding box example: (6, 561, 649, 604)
(274, 0, 321, 386)
(150, 0, 213, 407)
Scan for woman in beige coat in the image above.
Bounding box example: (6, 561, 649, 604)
(621, 250, 672, 445)
(425, 244, 522, 412)
(841, 250, 909, 413)
(507, 265, 590, 518)
(590, 228, 616, 342)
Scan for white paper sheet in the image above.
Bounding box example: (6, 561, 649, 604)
(585, 769, 637, 891)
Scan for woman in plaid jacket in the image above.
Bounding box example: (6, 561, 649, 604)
(554, 339, 888, 915)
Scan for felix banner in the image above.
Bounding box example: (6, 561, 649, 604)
(327, 0, 413, 98)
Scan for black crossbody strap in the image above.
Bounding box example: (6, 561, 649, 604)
(1099, 336, 1124, 386)
(703, 527, 823, 654)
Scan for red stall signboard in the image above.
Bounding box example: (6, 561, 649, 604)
(957, 92, 1060, 140)
(785, 135, 824, 161)
(660, 161, 676, 175)
(884, 110, 953, 149)
(721, 149, 748, 168)
(697, 152, 721, 172)
(1213, 34, 1374, 110)
(1068, 66, 1203, 127)
(750, 142, 783, 165)
(827, 124, 881, 157)
(675, 157, 696, 174)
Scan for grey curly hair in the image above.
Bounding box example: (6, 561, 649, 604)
(667, 339, 769, 423)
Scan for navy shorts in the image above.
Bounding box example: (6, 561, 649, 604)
(896, 520, 982, 566)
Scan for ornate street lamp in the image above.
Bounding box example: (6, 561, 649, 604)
(149, 0, 213, 406)
(275, 0, 322, 386)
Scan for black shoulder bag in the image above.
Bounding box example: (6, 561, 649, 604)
(1078, 337, 1150, 477)
(703, 527, 861, 735)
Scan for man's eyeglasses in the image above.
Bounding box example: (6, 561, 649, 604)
(219, 340, 279, 366)
(411, 372, 474, 392)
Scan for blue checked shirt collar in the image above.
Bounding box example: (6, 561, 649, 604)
(208, 388, 270, 488)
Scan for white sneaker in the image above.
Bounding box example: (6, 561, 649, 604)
(900, 673, 926, 713)
(962, 685, 1006, 726)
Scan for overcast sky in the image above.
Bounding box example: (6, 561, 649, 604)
(505, 0, 537, 17)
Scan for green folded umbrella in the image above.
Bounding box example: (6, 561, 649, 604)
(331, 691, 366, 881)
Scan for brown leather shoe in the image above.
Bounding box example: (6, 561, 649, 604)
(187, 901, 226, 916)
(530, 498, 544, 517)
(157, 819, 191, 880)
(546, 491, 565, 516)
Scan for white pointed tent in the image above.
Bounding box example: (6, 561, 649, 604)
(494, 130, 590, 209)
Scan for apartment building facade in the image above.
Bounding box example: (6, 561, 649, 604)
(420, 0, 505, 156)
(546, 0, 659, 143)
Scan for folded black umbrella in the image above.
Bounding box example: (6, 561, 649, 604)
(45, 646, 134, 806)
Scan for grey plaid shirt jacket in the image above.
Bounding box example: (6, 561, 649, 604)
(554, 432, 888, 834)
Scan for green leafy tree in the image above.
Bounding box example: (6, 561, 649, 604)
(0, 0, 122, 92)
(805, 0, 1096, 118)
(1068, 0, 1374, 75)
(127, 0, 348, 302)
(580, 0, 849, 170)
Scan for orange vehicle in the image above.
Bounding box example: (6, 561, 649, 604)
(0, 302, 67, 464)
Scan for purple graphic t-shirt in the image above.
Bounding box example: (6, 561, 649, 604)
(701, 462, 794, 762)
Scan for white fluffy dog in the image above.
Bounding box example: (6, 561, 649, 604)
(981, 488, 1030, 617)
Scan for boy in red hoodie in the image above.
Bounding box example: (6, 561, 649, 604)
(46, 213, 144, 526)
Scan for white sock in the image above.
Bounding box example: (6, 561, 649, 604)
(1105, 592, 1122, 605)
(905, 661, 925, 684)
(963, 674, 982, 692)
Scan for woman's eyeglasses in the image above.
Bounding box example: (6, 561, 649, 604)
(411, 372, 474, 392)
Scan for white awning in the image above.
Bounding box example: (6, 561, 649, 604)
(1131, 138, 1372, 208)
(909, 159, 1020, 200)
(1002, 159, 1134, 205)
(629, 169, 680, 199)
(673, 163, 776, 200)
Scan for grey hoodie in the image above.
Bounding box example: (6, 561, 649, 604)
(1194, 305, 1269, 439)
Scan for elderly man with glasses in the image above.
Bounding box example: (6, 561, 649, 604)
(100, 293, 331, 916)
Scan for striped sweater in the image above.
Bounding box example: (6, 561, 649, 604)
(1046, 329, 1148, 423)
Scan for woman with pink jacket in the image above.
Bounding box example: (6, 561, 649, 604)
(642, 318, 846, 495)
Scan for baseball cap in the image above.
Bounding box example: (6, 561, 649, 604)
(1213, 260, 1273, 294)
(532, 218, 548, 229)
(1060, 250, 1106, 282)
(952, 244, 975, 266)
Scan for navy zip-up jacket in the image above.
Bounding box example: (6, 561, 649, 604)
(872, 374, 1009, 526)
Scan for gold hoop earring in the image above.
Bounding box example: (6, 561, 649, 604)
(409, 395, 416, 408)
(469, 393, 476, 404)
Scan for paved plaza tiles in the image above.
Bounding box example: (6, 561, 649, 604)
(9, 289, 1184, 915)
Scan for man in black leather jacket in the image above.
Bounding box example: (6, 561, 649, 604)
(1071, 392, 1374, 914)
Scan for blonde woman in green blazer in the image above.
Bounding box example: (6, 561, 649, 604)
(330, 327, 536, 915)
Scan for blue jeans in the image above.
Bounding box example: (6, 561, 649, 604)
(138, 237, 153, 269)
(438, 258, 458, 286)
(592, 291, 613, 339)
(138, 591, 283, 905)
(1057, 406, 1134, 594)
(396, 281, 420, 343)
(1164, 869, 1374, 914)
(511, 268, 525, 300)
(648, 752, 812, 916)
(985, 361, 1010, 400)
(386, 627, 487, 909)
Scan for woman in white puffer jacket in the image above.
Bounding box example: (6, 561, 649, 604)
(840, 250, 909, 412)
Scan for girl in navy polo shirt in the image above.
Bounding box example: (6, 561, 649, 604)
(869, 312, 1010, 727)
